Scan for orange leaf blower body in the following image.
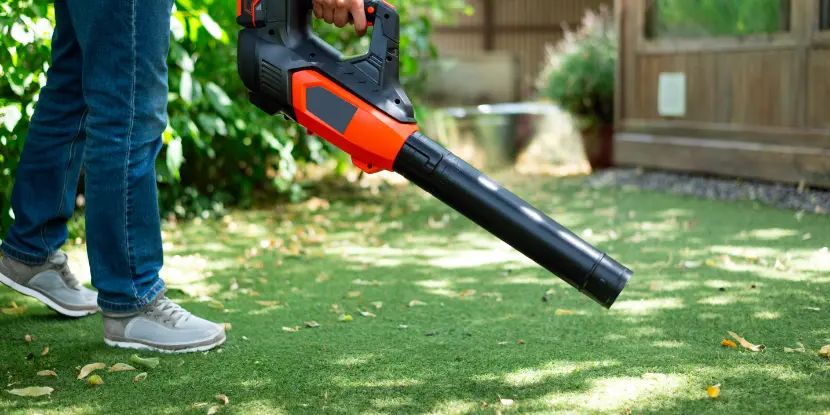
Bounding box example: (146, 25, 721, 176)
(236, 0, 632, 308)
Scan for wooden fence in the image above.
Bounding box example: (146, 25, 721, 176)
(430, 0, 612, 101)
(615, 0, 830, 187)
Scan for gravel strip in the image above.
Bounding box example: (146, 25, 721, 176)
(587, 168, 830, 216)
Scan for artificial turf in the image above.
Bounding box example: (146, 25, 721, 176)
(1, 173, 829, 414)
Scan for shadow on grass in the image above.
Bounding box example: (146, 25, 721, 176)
(1, 174, 829, 414)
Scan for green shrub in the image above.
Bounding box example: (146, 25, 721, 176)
(537, 5, 616, 129)
(1, 0, 469, 238)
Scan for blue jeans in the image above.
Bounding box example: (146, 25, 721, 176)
(1, 0, 173, 312)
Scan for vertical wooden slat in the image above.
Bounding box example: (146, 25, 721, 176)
(483, 0, 495, 51)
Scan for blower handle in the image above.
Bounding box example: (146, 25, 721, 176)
(237, 0, 413, 123)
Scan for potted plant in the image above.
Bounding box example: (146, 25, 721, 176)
(537, 5, 616, 170)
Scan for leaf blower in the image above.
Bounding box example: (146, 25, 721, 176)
(235, 0, 632, 308)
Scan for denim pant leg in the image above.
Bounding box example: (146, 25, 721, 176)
(66, 0, 173, 312)
(1, 0, 88, 265)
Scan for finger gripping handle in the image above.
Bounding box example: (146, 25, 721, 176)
(350, 0, 380, 25)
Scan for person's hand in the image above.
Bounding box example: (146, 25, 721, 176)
(312, 0, 368, 37)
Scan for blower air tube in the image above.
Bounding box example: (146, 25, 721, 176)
(393, 132, 632, 308)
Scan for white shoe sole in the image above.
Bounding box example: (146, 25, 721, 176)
(103, 335, 226, 354)
(0, 271, 98, 318)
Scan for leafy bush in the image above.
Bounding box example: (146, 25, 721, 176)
(537, 5, 616, 129)
(1, 0, 468, 237)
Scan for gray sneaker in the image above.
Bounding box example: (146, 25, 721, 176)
(103, 293, 226, 353)
(0, 251, 99, 317)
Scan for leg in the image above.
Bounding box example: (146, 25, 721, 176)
(1, 0, 88, 264)
(0, 0, 99, 317)
(67, 0, 224, 352)
(67, 0, 171, 312)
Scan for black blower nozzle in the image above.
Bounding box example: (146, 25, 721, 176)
(394, 132, 632, 308)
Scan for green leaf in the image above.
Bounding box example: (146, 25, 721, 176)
(199, 13, 223, 40)
(205, 82, 231, 117)
(170, 13, 185, 41)
(10, 22, 34, 45)
(166, 137, 184, 181)
(180, 71, 193, 104)
(0, 104, 22, 132)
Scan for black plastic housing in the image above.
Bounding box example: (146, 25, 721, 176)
(236, 0, 415, 123)
(393, 132, 632, 308)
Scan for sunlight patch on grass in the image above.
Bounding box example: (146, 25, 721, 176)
(502, 275, 563, 285)
(611, 298, 684, 315)
(656, 208, 696, 218)
(753, 311, 780, 319)
(334, 354, 375, 366)
(503, 360, 619, 387)
(416, 279, 451, 288)
(697, 312, 721, 320)
(427, 249, 532, 269)
(692, 364, 810, 382)
(542, 373, 686, 413)
(656, 280, 699, 292)
(745, 228, 799, 240)
(335, 377, 421, 389)
(233, 400, 287, 414)
(697, 295, 739, 306)
(653, 340, 685, 348)
(710, 245, 782, 259)
(370, 395, 413, 410)
(629, 326, 665, 337)
(428, 399, 478, 415)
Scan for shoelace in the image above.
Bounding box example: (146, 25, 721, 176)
(49, 251, 81, 290)
(152, 296, 192, 326)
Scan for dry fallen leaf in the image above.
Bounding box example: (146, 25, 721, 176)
(130, 354, 160, 369)
(208, 300, 225, 310)
(347, 291, 362, 298)
(398, 325, 408, 329)
(133, 372, 147, 382)
(555, 309, 575, 316)
(5, 386, 53, 397)
(220, 323, 232, 331)
(315, 272, 329, 283)
(304, 321, 320, 328)
(108, 363, 136, 372)
(499, 396, 515, 406)
(24, 334, 34, 343)
(459, 289, 476, 298)
(707, 384, 720, 399)
(408, 300, 427, 307)
(517, 339, 526, 345)
(1, 305, 28, 315)
(819, 345, 830, 357)
(207, 405, 220, 415)
(41, 345, 49, 356)
(87, 375, 103, 386)
(784, 342, 805, 353)
(359, 311, 376, 318)
(216, 394, 229, 405)
(371, 301, 383, 309)
(721, 339, 737, 348)
(77, 363, 106, 379)
(805, 306, 821, 311)
(36, 370, 57, 377)
(727, 331, 765, 352)
(282, 326, 299, 333)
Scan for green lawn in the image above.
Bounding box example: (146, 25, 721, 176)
(2, 174, 829, 414)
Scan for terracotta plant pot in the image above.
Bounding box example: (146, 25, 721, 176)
(580, 123, 614, 170)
